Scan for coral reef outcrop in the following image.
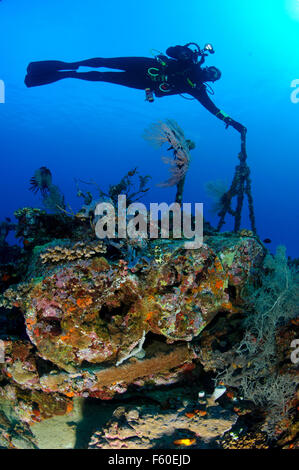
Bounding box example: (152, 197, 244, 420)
(0, 206, 297, 449)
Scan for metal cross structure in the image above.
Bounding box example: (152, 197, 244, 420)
(217, 133, 257, 234)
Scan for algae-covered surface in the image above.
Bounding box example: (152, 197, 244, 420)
(0, 220, 298, 448)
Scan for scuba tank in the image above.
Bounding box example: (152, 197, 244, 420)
(166, 42, 215, 65)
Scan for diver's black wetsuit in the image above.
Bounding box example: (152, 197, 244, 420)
(25, 53, 245, 133)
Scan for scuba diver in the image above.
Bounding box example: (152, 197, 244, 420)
(24, 43, 246, 135)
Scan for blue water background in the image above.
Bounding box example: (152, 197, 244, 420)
(0, 0, 298, 257)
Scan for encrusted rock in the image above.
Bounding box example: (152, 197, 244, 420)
(0, 235, 263, 395)
(88, 403, 237, 449)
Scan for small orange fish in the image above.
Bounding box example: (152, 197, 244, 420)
(173, 438, 196, 446)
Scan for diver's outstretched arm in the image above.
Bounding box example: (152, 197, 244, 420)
(191, 87, 247, 134)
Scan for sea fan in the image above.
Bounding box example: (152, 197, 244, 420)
(30, 167, 52, 195)
(204, 179, 228, 214)
(143, 119, 191, 187)
(30, 167, 65, 212)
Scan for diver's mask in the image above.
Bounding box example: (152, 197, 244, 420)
(202, 66, 222, 82)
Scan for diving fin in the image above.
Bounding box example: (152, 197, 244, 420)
(24, 71, 65, 88)
(26, 60, 78, 75)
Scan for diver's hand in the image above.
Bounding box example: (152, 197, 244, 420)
(235, 122, 247, 135)
(224, 117, 247, 134)
(240, 126, 247, 140)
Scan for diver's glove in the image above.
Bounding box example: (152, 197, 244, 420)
(223, 117, 247, 134)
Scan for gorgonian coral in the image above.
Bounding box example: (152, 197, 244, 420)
(30, 167, 52, 195)
(30, 167, 65, 212)
(144, 119, 193, 188)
